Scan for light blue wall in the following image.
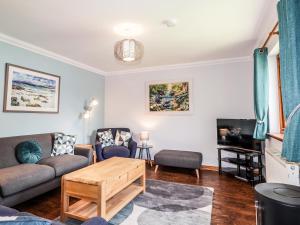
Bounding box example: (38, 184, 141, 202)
(0, 41, 105, 143)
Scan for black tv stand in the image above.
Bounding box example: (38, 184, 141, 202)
(217, 146, 264, 186)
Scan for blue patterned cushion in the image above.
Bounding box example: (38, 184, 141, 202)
(15, 141, 42, 164)
(97, 129, 114, 148)
(114, 130, 131, 147)
(51, 133, 76, 156)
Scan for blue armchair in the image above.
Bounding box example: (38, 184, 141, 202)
(95, 128, 137, 161)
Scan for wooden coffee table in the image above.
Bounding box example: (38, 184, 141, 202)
(60, 157, 146, 222)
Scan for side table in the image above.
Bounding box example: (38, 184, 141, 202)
(137, 145, 153, 167)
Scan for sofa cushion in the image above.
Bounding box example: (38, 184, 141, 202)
(0, 164, 55, 197)
(38, 155, 88, 177)
(16, 141, 42, 164)
(102, 145, 130, 159)
(0, 133, 53, 169)
(51, 133, 76, 156)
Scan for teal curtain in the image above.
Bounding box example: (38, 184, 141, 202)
(253, 48, 269, 140)
(278, 0, 300, 162)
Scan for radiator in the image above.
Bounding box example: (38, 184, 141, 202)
(265, 143, 300, 186)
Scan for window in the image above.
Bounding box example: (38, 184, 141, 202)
(277, 54, 286, 133)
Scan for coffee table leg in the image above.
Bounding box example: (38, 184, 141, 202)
(61, 178, 69, 222)
(97, 185, 106, 219)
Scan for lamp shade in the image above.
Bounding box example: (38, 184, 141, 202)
(114, 39, 143, 62)
(83, 111, 90, 119)
(140, 131, 149, 141)
(90, 98, 98, 107)
(219, 128, 229, 137)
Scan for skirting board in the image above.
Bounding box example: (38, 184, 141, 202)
(201, 165, 219, 171)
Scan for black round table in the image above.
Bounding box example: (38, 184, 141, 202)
(137, 145, 153, 167)
(255, 183, 300, 225)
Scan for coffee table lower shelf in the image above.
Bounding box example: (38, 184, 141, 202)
(64, 183, 143, 221)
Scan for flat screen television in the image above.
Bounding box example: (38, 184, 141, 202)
(217, 119, 261, 151)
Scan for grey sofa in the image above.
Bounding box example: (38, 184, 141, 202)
(0, 133, 93, 207)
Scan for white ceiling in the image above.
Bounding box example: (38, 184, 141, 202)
(0, 0, 270, 73)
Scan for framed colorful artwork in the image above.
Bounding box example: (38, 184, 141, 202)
(3, 63, 60, 113)
(147, 80, 192, 114)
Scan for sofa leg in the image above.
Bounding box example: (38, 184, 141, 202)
(195, 169, 200, 179)
(154, 165, 159, 173)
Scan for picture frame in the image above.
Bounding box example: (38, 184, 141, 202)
(3, 63, 61, 113)
(146, 79, 193, 114)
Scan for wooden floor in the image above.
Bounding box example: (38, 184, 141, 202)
(15, 165, 256, 225)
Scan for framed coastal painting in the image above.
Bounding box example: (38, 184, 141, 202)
(147, 80, 192, 113)
(3, 64, 60, 113)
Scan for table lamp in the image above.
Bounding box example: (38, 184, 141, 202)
(140, 131, 149, 147)
(219, 128, 229, 141)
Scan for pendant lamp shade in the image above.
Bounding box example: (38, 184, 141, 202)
(114, 39, 143, 62)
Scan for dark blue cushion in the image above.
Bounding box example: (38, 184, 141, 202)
(0, 206, 108, 225)
(102, 145, 130, 159)
(16, 140, 42, 164)
(0, 205, 18, 216)
(0, 216, 51, 225)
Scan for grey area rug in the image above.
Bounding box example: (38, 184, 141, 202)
(64, 179, 214, 225)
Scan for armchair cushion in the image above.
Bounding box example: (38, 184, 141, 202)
(96, 128, 137, 161)
(102, 146, 130, 159)
(114, 130, 131, 147)
(97, 129, 114, 148)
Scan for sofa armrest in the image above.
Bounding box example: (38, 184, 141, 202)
(129, 139, 137, 158)
(74, 145, 93, 165)
(82, 217, 108, 225)
(95, 144, 104, 161)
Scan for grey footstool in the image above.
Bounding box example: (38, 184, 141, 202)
(154, 149, 203, 178)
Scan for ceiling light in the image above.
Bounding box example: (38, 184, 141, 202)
(114, 39, 144, 62)
(114, 23, 143, 37)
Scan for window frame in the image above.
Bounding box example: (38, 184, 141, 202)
(276, 54, 286, 133)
